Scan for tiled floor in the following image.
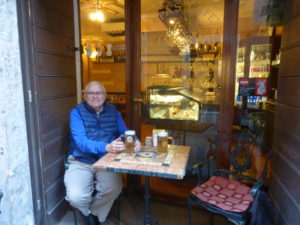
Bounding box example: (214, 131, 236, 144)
(57, 195, 232, 225)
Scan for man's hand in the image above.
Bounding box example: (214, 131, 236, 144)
(134, 139, 142, 153)
(105, 137, 125, 154)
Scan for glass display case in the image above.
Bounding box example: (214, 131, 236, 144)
(148, 86, 200, 121)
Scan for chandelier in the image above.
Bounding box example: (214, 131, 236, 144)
(89, 0, 105, 22)
(166, 20, 191, 55)
(158, 0, 191, 55)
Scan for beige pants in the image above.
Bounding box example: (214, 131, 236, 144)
(64, 157, 122, 222)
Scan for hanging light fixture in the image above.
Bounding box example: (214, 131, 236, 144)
(89, 0, 105, 22)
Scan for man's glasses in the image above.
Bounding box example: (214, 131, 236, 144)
(85, 91, 106, 97)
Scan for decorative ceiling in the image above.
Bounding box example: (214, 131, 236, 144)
(80, 0, 125, 43)
(79, 0, 259, 44)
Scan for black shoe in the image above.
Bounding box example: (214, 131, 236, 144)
(81, 213, 100, 225)
(100, 219, 117, 225)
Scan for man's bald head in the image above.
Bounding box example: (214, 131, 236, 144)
(84, 81, 106, 93)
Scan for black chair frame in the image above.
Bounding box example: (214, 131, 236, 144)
(188, 132, 272, 225)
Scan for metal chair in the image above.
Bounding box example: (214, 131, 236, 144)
(188, 132, 272, 225)
(64, 157, 123, 225)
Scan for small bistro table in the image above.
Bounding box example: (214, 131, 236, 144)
(93, 145, 191, 225)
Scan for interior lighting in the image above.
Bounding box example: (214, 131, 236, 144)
(89, 10, 105, 22)
(90, 51, 97, 58)
(89, 0, 105, 22)
(169, 19, 175, 25)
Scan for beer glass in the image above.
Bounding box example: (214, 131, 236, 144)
(123, 130, 136, 154)
(157, 131, 174, 154)
(152, 129, 166, 147)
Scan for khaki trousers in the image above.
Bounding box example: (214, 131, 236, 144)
(64, 157, 122, 222)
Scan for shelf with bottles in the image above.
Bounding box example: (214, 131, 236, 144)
(236, 63, 244, 74)
(249, 72, 270, 78)
(235, 96, 268, 109)
(250, 44, 271, 61)
(249, 61, 270, 78)
(237, 47, 245, 63)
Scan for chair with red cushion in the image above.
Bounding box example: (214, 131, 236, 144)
(188, 132, 272, 225)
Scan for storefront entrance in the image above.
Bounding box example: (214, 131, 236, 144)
(17, 0, 282, 224)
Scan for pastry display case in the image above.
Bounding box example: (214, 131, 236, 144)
(148, 86, 200, 121)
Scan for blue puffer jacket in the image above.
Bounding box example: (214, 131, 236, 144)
(69, 102, 127, 164)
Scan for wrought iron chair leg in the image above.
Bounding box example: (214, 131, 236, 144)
(209, 213, 214, 225)
(188, 197, 193, 225)
(116, 194, 123, 225)
(71, 206, 78, 225)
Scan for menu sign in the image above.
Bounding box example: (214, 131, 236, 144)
(238, 78, 268, 96)
(239, 78, 255, 96)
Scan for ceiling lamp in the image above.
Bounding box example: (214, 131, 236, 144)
(90, 10, 105, 22)
(89, 0, 105, 22)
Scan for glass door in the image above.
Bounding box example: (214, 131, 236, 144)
(234, 0, 282, 181)
(79, 0, 127, 118)
(139, 0, 225, 200)
(140, 0, 224, 164)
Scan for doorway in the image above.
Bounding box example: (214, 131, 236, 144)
(77, 0, 228, 202)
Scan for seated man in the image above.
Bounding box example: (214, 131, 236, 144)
(64, 81, 141, 225)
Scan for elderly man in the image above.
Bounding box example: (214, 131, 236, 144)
(64, 81, 141, 225)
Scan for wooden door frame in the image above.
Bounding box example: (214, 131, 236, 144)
(16, 0, 45, 224)
(217, 0, 239, 168)
(17, 0, 79, 224)
(125, 0, 141, 133)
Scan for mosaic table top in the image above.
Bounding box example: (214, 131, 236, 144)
(93, 145, 191, 180)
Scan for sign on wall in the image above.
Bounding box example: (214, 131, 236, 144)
(238, 78, 268, 96)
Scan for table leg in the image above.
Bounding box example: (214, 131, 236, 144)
(144, 176, 152, 225)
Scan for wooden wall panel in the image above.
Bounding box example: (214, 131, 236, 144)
(89, 63, 126, 92)
(37, 0, 74, 19)
(37, 76, 76, 99)
(48, 201, 69, 225)
(273, 126, 300, 168)
(270, 1, 300, 224)
(279, 45, 300, 75)
(277, 76, 300, 106)
(40, 117, 69, 143)
(281, 13, 300, 48)
(39, 96, 76, 122)
(269, 175, 300, 225)
(271, 151, 300, 204)
(275, 103, 300, 134)
(33, 26, 74, 57)
(45, 179, 66, 213)
(43, 159, 65, 188)
(32, 0, 73, 38)
(42, 136, 67, 167)
(35, 52, 76, 76)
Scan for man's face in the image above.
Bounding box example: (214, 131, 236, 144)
(84, 83, 106, 112)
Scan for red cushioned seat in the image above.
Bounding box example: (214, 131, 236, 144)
(188, 133, 272, 225)
(191, 176, 253, 212)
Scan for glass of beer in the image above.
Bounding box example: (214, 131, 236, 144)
(123, 130, 136, 154)
(152, 129, 165, 147)
(157, 131, 174, 154)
